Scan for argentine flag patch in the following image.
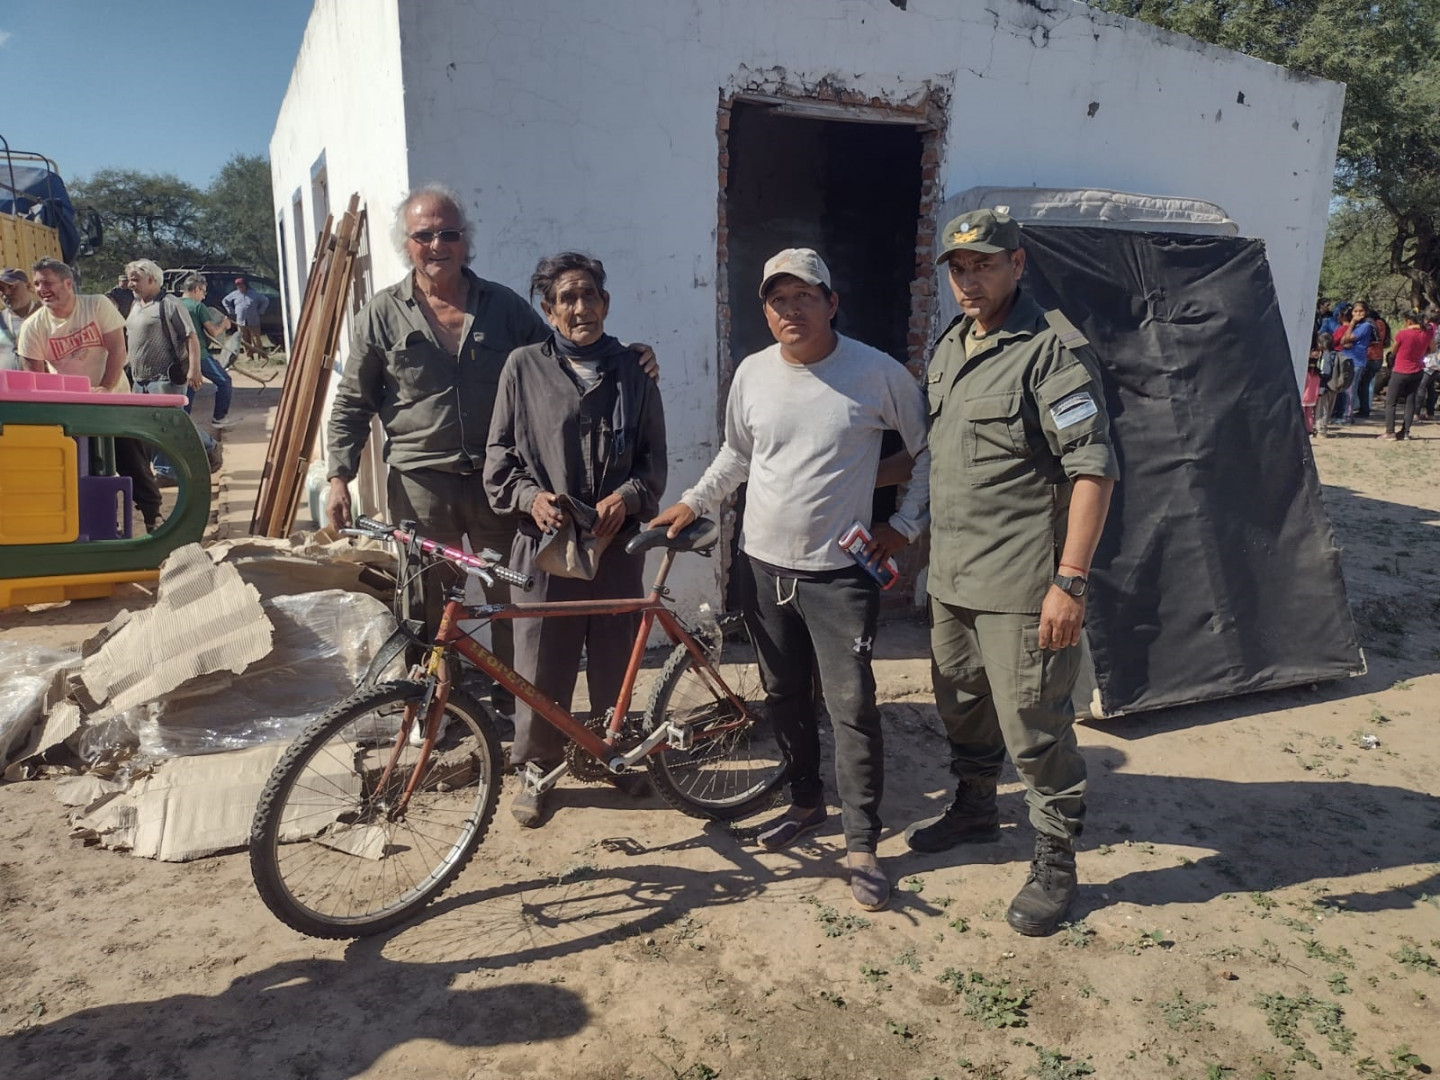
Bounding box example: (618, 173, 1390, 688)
(1049, 389, 1098, 430)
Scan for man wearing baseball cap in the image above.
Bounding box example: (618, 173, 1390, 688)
(222, 276, 270, 364)
(906, 209, 1118, 937)
(650, 247, 931, 913)
(0, 268, 41, 371)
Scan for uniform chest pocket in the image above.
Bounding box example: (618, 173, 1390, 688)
(927, 371, 946, 418)
(391, 335, 454, 395)
(962, 391, 1026, 483)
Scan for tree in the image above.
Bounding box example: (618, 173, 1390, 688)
(1090, 0, 1440, 309)
(199, 154, 278, 279)
(1320, 201, 1411, 312)
(69, 169, 214, 288)
(70, 152, 277, 288)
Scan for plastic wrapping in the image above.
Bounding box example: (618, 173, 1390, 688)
(0, 643, 79, 767)
(109, 589, 396, 759)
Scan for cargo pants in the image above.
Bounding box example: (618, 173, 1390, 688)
(387, 467, 518, 714)
(929, 598, 1086, 840)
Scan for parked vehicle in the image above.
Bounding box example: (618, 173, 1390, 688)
(163, 265, 285, 347)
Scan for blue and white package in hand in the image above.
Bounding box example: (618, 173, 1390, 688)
(837, 520, 899, 590)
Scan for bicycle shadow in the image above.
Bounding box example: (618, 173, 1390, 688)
(2, 955, 587, 1080)
(365, 824, 943, 970)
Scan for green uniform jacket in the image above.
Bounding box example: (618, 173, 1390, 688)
(326, 267, 548, 480)
(927, 289, 1119, 614)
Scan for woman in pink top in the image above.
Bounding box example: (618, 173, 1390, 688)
(1379, 310, 1428, 441)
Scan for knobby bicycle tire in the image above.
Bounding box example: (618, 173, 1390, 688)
(641, 635, 789, 821)
(250, 680, 502, 938)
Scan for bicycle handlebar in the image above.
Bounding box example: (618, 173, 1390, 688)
(354, 515, 536, 591)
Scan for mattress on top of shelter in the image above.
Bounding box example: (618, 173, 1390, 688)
(955, 186, 1238, 235)
(1016, 224, 1361, 716)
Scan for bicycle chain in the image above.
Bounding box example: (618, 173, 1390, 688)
(564, 712, 638, 783)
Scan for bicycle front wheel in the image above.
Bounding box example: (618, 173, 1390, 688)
(642, 635, 789, 822)
(250, 680, 502, 938)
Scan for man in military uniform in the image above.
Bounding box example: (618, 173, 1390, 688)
(907, 209, 1118, 937)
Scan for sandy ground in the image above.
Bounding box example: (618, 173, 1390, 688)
(1, 386, 1438, 1080)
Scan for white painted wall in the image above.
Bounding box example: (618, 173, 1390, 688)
(269, 0, 411, 328)
(272, 0, 1342, 614)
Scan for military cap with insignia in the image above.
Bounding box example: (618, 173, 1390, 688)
(934, 208, 1022, 260)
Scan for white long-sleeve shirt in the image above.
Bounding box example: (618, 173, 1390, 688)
(682, 334, 930, 573)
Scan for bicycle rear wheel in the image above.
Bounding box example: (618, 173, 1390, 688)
(250, 680, 502, 938)
(641, 629, 789, 821)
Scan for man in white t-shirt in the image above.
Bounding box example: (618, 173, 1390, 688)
(1, 267, 43, 371)
(18, 258, 163, 530)
(650, 248, 931, 914)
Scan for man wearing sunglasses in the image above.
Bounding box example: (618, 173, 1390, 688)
(325, 184, 657, 721)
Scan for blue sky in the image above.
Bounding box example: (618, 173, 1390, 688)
(0, 0, 312, 189)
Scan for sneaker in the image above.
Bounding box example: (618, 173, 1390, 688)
(211, 417, 231, 430)
(756, 804, 827, 850)
(408, 713, 449, 748)
(904, 778, 1001, 852)
(1005, 833, 1078, 937)
(847, 852, 890, 912)
(1377, 433, 1399, 442)
(510, 785, 548, 828)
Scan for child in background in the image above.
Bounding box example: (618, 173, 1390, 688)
(1302, 342, 1322, 434)
(1315, 332, 1340, 438)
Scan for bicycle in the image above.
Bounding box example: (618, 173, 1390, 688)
(249, 514, 788, 938)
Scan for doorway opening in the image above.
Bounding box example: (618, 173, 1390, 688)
(717, 96, 937, 605)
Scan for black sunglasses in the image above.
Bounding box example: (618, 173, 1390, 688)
(409, 229, 465, 245)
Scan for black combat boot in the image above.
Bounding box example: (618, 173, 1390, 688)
(904, 777, 1000, 853)
(1005, 832, 1078, 936)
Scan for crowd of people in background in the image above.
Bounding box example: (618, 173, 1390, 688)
(0, 259, 267, 530)
(1308, 298, 1440, 441)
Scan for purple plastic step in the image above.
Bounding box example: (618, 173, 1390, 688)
(77, 475, 134, 541)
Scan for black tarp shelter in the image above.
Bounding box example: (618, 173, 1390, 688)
(1019, 225, 1363, 716)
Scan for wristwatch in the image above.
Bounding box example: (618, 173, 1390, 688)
(1052, 572, 1089, 598)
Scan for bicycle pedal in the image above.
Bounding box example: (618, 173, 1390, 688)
(665, 723, 693, 751)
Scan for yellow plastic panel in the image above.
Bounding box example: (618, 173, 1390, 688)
(0, 570, 160, 608)
(0, 424, 80, 544)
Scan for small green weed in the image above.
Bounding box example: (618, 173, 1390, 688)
(886, 1018, 915, 1040)
(902, 875, 925, 893)
(1327, 972, 1351, 995)
(1023, 1045, 1095, 1078)
(1392, 941, 1440, 975)
(801, 894, 871, 937)
(1157, 989, 1214, 1032)
(817, 988, 845, 1007)
(949, 916, 970, 934)
(1059, 921, 1095, 948)
(1250, 891, 1278, 911)
(893, 944, 921, 973)
(938, 968, 1033, 1028)
(1302, 939, 1356, 968)
(1356, 1043, 1427, 1078)
(1253, 992, 1356, 1068)
(860, 962, 889, 986)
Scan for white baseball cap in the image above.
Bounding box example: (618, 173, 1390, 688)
(759, 248, 832, 298)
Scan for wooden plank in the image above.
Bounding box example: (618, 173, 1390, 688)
(252, 195, 364, 537)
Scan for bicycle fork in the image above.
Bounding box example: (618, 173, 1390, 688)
(372, 650, 453, 819)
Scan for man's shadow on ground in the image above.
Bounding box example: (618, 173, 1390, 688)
(2, 832, 935, 1080)
(892, 739, 1440, 920)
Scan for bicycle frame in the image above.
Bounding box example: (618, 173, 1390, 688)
(416, 546, 752, 775)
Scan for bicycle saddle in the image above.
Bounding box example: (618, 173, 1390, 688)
(625, 517, 719, 556)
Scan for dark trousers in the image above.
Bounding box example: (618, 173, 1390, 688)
(386, 467, 519, 712)
(1420, 371, 1439, 418)
(930, 599, 1087, 840)
(508, 536, 646, 769)
(1384, 370, 1424, 438)
(743, 556, 884, 852)
(1355, 360, 1381, 416)
(113, 437, 162, 529)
